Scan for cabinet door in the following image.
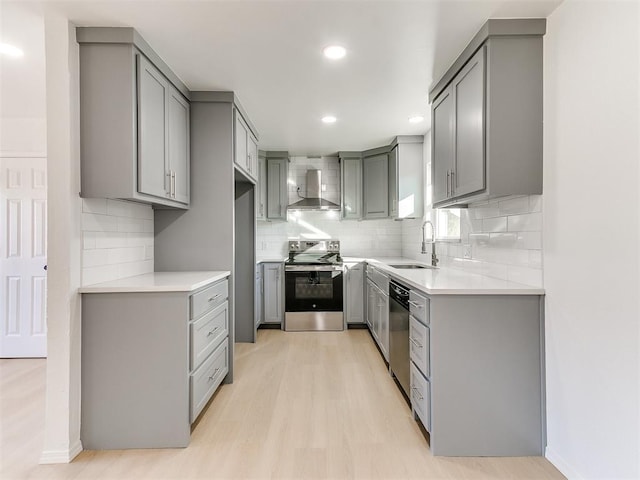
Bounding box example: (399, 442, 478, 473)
(363, 154, 389, 218)
(256, 155, 267, 220)
(379, 292, 389, 359)
(234, 113, 249, 173)
(341, 157, 362, 219)
(346, 264, 364, 324)
(138, 55, 169, 199)
(255, 266, 263, 326)
(168, 86, 190, 204)
(266, 158, 287, 220)
(248, 134, 258, 180)
(366, 280, 375, 330)
(388, 147, 398, 218)
(263, 263, 283, 323)
(453, 46, 486, 198)
(432, 87, 454, 205)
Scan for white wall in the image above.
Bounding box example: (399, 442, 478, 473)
(41, 10, 83, 463)
(543, 1, 639, 478)
(81, 199, 154, 286)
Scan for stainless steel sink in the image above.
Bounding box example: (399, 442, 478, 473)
(388, 264, 436, 270)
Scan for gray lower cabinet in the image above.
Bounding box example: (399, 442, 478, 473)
(365, 265, 389, 361)
(78, 27, 190, 209)
(255, 264, 263, 326)
(430, 19, 545, 207)
(344, 262, 364, 323)
(363, 153, 389, 219)
(81, 277, 230, 449)
(262, 262, 284, 324)
(340, 153, 363, 220)
(409, 291, 544, 456)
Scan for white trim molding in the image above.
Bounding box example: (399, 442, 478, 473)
(39, 440, 83, 464)
(546, 446, 584, 480)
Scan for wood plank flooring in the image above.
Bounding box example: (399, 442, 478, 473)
(1, 329, 565, 479)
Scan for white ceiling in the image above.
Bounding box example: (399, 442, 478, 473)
(3, 0, 562, 155)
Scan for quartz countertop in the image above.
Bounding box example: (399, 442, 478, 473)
(342, 257, 544, 295)
(78, 271, 231, 293)
(256, 258, 286, 263)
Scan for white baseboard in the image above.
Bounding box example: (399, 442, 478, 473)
(546, 446, 584, 480)
(39, 440, 83, 464)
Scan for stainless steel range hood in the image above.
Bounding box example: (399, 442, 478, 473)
(288, 169, 341, 211)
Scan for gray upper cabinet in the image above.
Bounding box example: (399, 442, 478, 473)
(168, 85, 190, 204)
(77, 27, 190, 209)
(138, 55, 169, 200)
(452, 47, 485, 198)
(429, 19, 545, 208)
(234, 110, 258, 183)
(256, 153, 267, 220)
(266, 154, 288, 220)
(363, 153, 389, 219)
(340, 154, 362, 220)
(432, 88, 454, 205)
(389, 137, 424, 219)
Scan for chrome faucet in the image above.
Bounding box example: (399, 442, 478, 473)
(421, 220, 439, 267)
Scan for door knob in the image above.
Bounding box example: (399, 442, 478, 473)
(44, 265, 47, 271)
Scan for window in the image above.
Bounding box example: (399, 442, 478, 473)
(436, 208, 461, 241)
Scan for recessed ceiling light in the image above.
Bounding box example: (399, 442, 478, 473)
(0, 42, 24, 58)
(322, 115, 337, 124)
(323, 45, 346, 60)
(408, 115, 425, 124)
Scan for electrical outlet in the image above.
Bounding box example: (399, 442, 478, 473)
(321, 184, 327, 192)
(463, 245, 472, 259)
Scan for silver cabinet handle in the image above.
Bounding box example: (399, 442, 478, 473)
(450, 170, 455, 196)
(170, 170, 176, 198)
(208, 367, 220, 381)
(446, 170, 450, 197)
(208, 294, 221, 302)
(409, 337, 423, 348)
(408, 300, 423, 309)
(166, 171, 172, 197)
(411, 386, 424, 400)
(206, 326, 219, 337)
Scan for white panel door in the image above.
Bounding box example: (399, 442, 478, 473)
(0, 157, 47, 357)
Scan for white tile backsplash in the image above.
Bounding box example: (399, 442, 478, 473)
(257, 210, 402, 259)
(402, 194, 543, 287)
(81, 199, 154, 286)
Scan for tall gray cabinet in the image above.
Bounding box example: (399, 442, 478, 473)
(430, 19, 545, 207)
(77, 27, 190, 209)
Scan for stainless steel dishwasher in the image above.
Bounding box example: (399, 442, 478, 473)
(389, 280, 410, 398)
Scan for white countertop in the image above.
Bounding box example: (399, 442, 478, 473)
(256, 258, 286, 263)
(343, 257, 544, 295)
(79, 271, 230, 293)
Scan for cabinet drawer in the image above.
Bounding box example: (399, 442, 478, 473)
(190, 280, 228, 320)
(410, 362, 431, 432)
(409, 290, 429, 325)
(190, 338, 228, 423)
(409, 315, 430, 378)
(190, 301, 228, 371)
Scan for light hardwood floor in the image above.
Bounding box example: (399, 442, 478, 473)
(1, 329, 565, 480)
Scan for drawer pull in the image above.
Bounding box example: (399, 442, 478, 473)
(411, 386, 424, 400)
(206, 326, 220, 337)
(208, 294, 221, 303)
(408, 300, 423, 309)
(409, 337, 423, 349)
(207, 368, 220, 382)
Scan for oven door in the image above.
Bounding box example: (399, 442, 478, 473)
(284, 266, 344, 313)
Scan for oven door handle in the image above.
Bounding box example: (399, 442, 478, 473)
(285, 265, 344, 272)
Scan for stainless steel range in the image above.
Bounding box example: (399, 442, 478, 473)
(284, 240, 344, 332)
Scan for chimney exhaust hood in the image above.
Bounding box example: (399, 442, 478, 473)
(288, 169, 341, 211)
